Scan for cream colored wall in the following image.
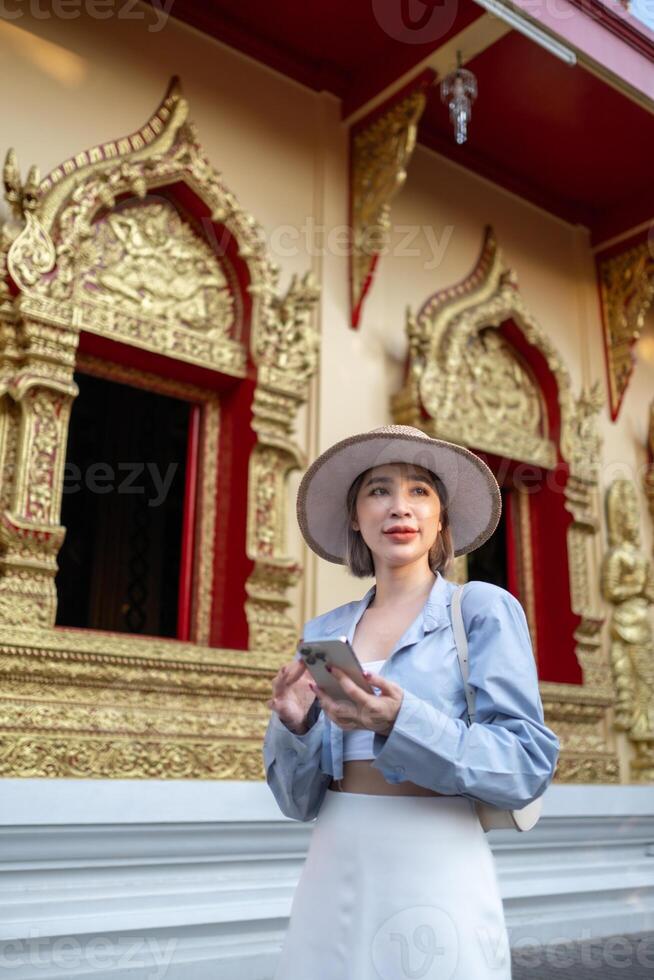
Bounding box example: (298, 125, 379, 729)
(1, 7, 652, 637)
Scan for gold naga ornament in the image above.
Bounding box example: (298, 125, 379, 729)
(598, 242, 654, 420)
(350, 85, 428, 327)
(601, 478, 654, 780)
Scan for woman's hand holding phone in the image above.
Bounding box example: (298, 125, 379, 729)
(267, 658, 316, 735)
(311, 665, 404, 737)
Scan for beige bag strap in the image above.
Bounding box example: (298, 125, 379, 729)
(450, 584, 477, 725)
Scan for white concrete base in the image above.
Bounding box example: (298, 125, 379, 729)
(0, 780, 652, 978)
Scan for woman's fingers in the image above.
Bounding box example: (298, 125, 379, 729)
(289, 658, 307, 680)
(311, 685, 359, 727)
(270, 658, 311, 703)
(327, 665, 379, 705)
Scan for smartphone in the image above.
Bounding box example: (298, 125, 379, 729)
(295, 637, 377, 704)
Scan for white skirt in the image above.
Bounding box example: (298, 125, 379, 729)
(274, 788, 512, 980)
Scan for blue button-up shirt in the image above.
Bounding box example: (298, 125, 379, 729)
(263, 572, 560, 822)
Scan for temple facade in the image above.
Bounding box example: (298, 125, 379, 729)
(0, 3, 653, 977)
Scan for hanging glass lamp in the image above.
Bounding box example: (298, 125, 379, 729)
(440, 52, 478, 145)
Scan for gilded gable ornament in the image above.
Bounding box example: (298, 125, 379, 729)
(400, 227, 557, 468)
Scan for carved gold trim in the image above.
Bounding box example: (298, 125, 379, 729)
(598, 241, 654, 420)
(645, 400, 654, 534)
(246, 273, 320, 655)
(514, 486, 538, 657)
(601, 477, 654, 780)
(0, 78, 320, 778)
(0, 625, 281, 778)
(350, 88, 427, 328)
(392, 225, 616, 784)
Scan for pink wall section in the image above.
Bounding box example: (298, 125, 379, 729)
(511, 0, 654, 101)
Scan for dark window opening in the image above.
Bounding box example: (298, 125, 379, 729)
(465, 486, 509, 590)
(56, 372, 190, 637)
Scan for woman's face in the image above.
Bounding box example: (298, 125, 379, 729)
(352, 462, 442, 570)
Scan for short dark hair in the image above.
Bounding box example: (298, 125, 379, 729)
(344, 465, 453, 578)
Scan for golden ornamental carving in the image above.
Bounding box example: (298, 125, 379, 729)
(350, 88, 427, 328)
(598, 241, 654, 420)
(0, 737, 266, 780)
(561, 382, 604, 485)
(2, 76, 288, 380)
(0, 374, 78, 627)
(0, 624, 285, 779)
(79, 201, 235, 333)
(645, 400, 654, 530)
(7, 213, 56, 290)
(601, 479, 654, 777)
(0, 77, 320, 777)
(246, 271, 320, 654)
(253, 271, 320, 394)
(393, 224, 616, 784)
(402, 228, 557, 468)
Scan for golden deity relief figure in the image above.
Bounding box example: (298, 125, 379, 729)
(464, 327, 543, 436)
(79, 201, 234, 335)
(601, 478, 654, 742)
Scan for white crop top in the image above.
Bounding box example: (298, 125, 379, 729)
(342, 659, 386, 762)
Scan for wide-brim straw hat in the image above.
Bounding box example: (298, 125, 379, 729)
(296, 424, 501, 563)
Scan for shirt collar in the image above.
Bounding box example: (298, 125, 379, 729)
(333, 571, 453, 646)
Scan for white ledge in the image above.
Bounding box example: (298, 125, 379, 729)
(0, 779, 651, 825)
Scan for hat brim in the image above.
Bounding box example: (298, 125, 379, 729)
(296, 431, 501, 564)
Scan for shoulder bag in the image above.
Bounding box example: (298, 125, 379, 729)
(451, 584, 543, 832)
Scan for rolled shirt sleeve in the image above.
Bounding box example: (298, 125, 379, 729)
(262, 697, 331, 821)
(370, 582, 561, 809)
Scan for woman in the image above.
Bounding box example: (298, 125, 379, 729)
(263, 424, 560, 980)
